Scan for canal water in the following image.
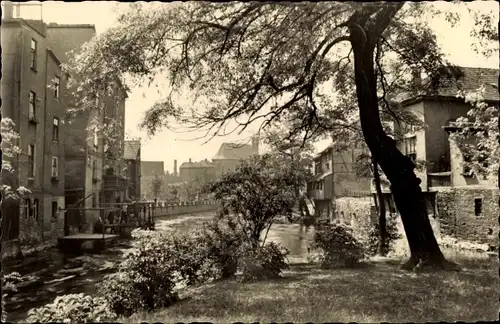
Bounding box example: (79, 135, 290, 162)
(3, 212, 497, 322)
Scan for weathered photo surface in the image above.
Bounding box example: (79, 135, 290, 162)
(1, 1, 498, 323)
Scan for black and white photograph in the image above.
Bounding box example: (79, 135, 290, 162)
(1, 1, 498, 322)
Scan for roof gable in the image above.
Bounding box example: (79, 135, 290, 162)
(394, 67, 499, 105)
(213, 142, 256, 160)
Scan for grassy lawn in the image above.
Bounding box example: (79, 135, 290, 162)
(124, 259, 498, 323)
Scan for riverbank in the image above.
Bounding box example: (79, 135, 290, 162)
(123, 257, 498, 323)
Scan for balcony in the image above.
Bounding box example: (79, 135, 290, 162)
(103, 174, 128, 192)
(428, 172, 452, 187)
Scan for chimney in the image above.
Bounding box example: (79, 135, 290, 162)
(173, 159, 178, 176)
(252, 135, 260, 154)
(189, 158, 192, 163)
(3, 1, 14, 19)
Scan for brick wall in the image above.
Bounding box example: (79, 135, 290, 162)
(436, 187, 498, 245)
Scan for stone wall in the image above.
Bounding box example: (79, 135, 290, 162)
(334, 196, 441, 244)
(334, 197, 375, 241)
(436, 187, 498, 246)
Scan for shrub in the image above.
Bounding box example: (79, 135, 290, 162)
(238, 242, 290, 281)
(364, 214, 402, 256)
(99, 230, 182, 316)
(26, 293, 116, 323)
(310, 223, 366, 268)
(201, 214, 246, 279)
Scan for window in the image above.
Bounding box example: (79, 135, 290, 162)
(92, 160, 97, 179)
(53, 117, 59, 140)
(51, 201, 58, 220)
(93, 129, 98, 147)
(405, 136, 417, 162)
(51, 156, 58, 177)
(25, 198, 31, 219)
(30, 38, 37, 70)
(54, 75, 60, 98)
(29, 91, 36, 119)
(474, 198, 482, 217)
(462, 153, 473, 175)
(28, 144, 35, 177)
(33, 198, 39, 221)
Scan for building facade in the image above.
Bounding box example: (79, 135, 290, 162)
(372, 67, 499, 246)
(1, 12, 67, 246)
(307, 143, 372, 222)
(101, 83, 128, 204)
(45, 23, 104, 211)
(179, 158, 217, 183)
(212, 135, 260, 177)
(123, 140, 141, 201)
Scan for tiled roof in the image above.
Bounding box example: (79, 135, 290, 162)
(140, 161, 164, 177)
(213, 142, 257, 160)
(124, 140, 140, 160)
(394, 67, 499, 104)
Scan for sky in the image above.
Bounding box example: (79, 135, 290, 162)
(12, 1, 499, 173)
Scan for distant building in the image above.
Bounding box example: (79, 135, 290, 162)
(140, 161, 165, 200)
(123, 140, 141, 201)
(179, 158, 216, 183)
(307, 142, 371, 222)
(212, 135, 260, 177)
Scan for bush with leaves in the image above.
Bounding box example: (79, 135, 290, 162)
(364, 214, 403, 256)
(310, 223, 367, 268)
(201, 212, 246, 279)
(99, 230, 185, 316)
(238, 241, 290, 281)
(26, 294, 116, 323)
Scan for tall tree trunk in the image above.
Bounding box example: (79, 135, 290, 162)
(372, 157, 387, 256)
(347, 7, 458, 271)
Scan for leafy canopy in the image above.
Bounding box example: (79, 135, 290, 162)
(205, 152, 310, 245)
(64, 2, 497, 150)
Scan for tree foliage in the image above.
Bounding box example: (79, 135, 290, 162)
(64, 1, 497, 269)
(205, 152, 310, 246)
(1, 118, 31, 200)
(450, 87, 499, 182)
(150, 172, 164, 200)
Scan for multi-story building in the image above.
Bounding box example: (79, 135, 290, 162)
(47, 23, 127, 208)
(1, 7, 67, 245)
(123, 140, 141, 201)
(179, 158, 216, 183)
(101, 83, 128, 204)
(383, 67, 498, 245)
(44, 23, 103, 211)
(212, 135, 260, 177)
(307, 142, 372, 222)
